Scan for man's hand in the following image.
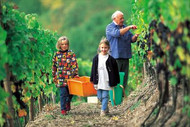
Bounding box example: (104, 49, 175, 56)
(134, 34, 139, 38)
(120, 25, 137, 35)
(129, 25, 137, 29)
(132, 34, 140, 42)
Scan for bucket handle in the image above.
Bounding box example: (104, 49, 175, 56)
(112, 85, 127, 106)
(112, 88, 116, 105)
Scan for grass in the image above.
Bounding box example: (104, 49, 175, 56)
(44, 114, 56, 120)
(72, 101, 84, 106)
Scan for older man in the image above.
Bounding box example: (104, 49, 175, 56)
(106, 10, 139, 90)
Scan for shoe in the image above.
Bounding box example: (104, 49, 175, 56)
(100, 110, 106, 116)
(66, 102, 71, 111)
(61, 110, 67, 115)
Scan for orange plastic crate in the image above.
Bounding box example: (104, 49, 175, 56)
(67, 76, 97, 97)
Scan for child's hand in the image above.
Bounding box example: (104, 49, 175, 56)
(53, 78, 58, 84)
(111, 86, 116, 90)
(94, 85, 98, 90)
(74, 75, 79, 78)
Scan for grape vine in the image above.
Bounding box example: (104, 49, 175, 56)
(0, 0, 189, 126)
(0, 2, 59, 126)
(129, 0, 190, 126)
(0, 2, 93, 126)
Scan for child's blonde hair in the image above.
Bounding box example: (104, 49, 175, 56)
(97, 37, 110, 54)
(56, 36, 70, 50)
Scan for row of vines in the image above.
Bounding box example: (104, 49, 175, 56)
(0, 0, 189, 127)
(128, 0, 190, 126)
(0, 2, 92, 127)
(0, 1, 59, 126)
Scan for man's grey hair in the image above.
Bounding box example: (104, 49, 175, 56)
(111, 10, 123, 20)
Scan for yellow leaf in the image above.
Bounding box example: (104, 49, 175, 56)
(11, 84, 16, 93)
(40, 79, 46, 87)
(112, 116, 119, 121)
(186, 54, 190, 65)
(22, 97, 30, 103)
(176, 46, 185, 61)
(40, 0, 63, 10)
(134, 29, 141, 34)
(71, 120, 75, 124)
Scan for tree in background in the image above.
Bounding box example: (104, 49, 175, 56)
(10, 0, 132, 60)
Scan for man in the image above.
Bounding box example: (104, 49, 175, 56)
(106, 10, 139, 90)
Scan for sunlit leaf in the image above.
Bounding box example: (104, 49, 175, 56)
(71, 120, 75, 124)
(11, 84, 16, 93)
(174, 59, 182, 68)
(176, 46, 185, 61)
(184, 96, 190, 102)
(112, 116, 119, 121)
(22, 97, 30, 103)
(170, 76, 177, 86)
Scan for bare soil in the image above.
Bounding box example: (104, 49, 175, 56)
(26, 77, 189, 127)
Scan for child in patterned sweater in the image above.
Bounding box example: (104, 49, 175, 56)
(52, 36, 79, 115)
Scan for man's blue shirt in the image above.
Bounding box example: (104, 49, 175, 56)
(106, 22, 133, 59)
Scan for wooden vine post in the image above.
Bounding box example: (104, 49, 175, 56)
(38, 94, 43, 112)
(29, 96, 34, 121)
(3, 63, 15, 127)
(1, 2, 15, 126)
(29, 71, 35, 121)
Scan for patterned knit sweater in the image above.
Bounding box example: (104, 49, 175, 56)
(52, 50, 78, 87)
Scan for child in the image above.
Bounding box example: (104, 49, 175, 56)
(90, 37, 120, 116)
(52, 36, 79, 115)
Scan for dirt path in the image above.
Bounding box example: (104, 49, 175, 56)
(25, 77, 188, 127)
(26, 102, 129, 127)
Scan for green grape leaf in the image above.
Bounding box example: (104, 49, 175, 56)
(170, 76, 177, 86)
